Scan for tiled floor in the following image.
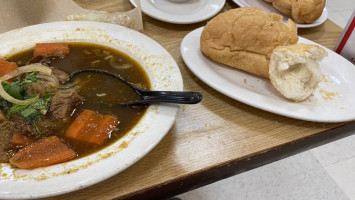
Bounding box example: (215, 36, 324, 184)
(177, 1, 355, 200)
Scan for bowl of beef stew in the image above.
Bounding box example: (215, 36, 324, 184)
(0, 21, 182, 199)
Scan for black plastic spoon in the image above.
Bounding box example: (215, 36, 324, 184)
(66, 69, 202, 106)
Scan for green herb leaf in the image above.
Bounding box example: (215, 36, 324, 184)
(32, 94, 53, 114)
(20, 107, 41, 123)
(2, 80, 24, 100)
(23, 72, 38, 83)
(8, 104, 41, 123)
(7, 94, 53, 123)
(0, 98, 12, 109)
(1, 72, 38, 100)
(1, 72, 51, 124)
(8, 104, 28, 115)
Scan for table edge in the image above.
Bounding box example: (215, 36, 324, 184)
(117, 121, 355, 200)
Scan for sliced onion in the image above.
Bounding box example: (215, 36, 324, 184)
(96, 93, 106, 97)
(0, 63, 52, 81)
(0, 63, 52, 105)
(109, 57, 132, 70)
(0, 85, 39, 105)
(36, 74, 59, 87)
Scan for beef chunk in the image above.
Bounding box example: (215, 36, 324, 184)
(0, 151, 9, 163)
(0, 121, 16, 162)
(28, 55, 61, 66)
(26, 67, 69, 95)
(0, 110, 7, 122)
(28, 55, 49, 66)
(0, 116, 39, 163)
(0, 121, 17, 132)
(50, 67, 69, 84)
(50, 90, 83, 119)
(0, 119, 41, 162)
(8, 115, 37, 135)
(26, 80, 58, 95)
(0, 138, 11, 162)
(27, 55, 69, 84)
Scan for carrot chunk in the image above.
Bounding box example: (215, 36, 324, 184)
(0, 58, 18, 80)
(33, 43, 70, 57)
(9, 135, 77, 169)
(11, 133, 33, 148)
(65, 109, 119, 145)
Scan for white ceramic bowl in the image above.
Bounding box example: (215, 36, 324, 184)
(0, 21, 182, 199)
(168, 0, 191, 2)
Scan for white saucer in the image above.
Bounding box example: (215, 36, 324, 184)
(232, 0, 328, 28)
(129, 0, 226, 24)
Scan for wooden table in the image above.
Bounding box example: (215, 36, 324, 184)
(47, 0, 354, 199)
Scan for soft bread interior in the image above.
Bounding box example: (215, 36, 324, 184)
(269, 44, 327, 102)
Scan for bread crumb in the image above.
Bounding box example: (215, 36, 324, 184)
(321, 74, 332, 84)
(319, 89, 339, 101)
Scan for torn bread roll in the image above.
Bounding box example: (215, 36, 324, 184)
(200, 7, 298, 78)
(269, 43, 327, 102)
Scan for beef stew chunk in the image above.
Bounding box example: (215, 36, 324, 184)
(0, 122, 15, 162)
(50, 89, 83, 119)
(50, 67, 69, 84)
(0, 110, 6, 122)
(0, 42, 150, 169)
(8, 115, 37, 135)
(26, 67, 69, 95)
(26, 80, 56, 96)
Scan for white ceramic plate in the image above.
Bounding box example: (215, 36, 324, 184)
(129, 0, 225, 24)
(0, 21, 182, 199)
(232, 0, 328, 28)
(181, 27, 355, 123)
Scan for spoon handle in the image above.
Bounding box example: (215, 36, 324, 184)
(138, 90, 202, 104)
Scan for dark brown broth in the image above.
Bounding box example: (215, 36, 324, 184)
(6, 42, 150, 157)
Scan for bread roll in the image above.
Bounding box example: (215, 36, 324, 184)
(272, 0, 292, 16)
(291, 0, 326, 24)
(269, 43, 327, 102)
(264, 0, 326, 24)
(200, 7, 298, 78)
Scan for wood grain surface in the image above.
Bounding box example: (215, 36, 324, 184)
(43, 0, 350, 199)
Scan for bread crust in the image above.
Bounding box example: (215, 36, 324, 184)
(273, 0, 292, 16)
(200, 7, 298, 78)
(291, 0, 326, 23)
(263, 0, 326, 24)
